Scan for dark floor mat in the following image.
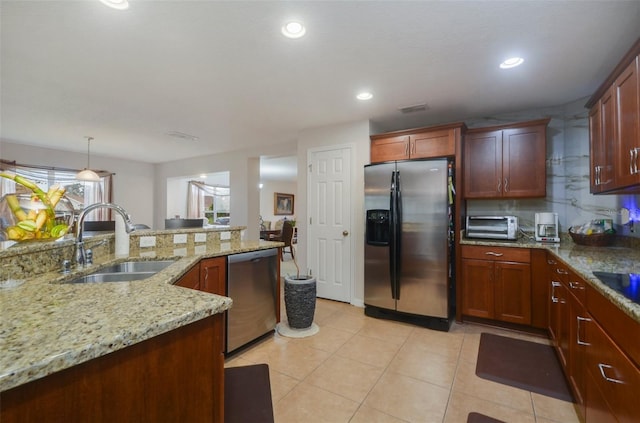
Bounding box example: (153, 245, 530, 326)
(224, 364, 274, 423)
(467, 412, 505, 423)
(476, 333, 573, 402)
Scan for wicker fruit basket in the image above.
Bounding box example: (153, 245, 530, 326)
(568, 228, 616, 247)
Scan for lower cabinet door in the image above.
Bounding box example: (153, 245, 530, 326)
(461, 258, 494, 319)
(493, 261, 531, 325)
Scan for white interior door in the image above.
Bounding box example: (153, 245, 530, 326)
(307, 146, 352, 302)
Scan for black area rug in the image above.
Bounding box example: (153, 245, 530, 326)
(467, 412, 505, 423)
(476, 333, 573, 402)
(224, 364, 274, 423)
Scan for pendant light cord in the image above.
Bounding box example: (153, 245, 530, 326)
(85, 136, 94, 169)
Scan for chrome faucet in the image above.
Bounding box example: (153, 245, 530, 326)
(75, 203, 135, 267)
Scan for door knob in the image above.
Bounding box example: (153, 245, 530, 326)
(343, 230, 349, 236)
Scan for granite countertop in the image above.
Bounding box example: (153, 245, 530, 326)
(0, 239, 282, 392)
(460, 234, 640, 323)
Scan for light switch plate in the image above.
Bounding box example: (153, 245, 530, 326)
(139, 236, 156, 248)
(194, 233, 206, 243)
(220, 231, 231, 240)
(173, 234, 187, 244)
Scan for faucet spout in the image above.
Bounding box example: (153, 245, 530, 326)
(75, 203, 135, 267)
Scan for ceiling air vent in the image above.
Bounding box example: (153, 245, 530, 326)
(166, 131, 199, 142)
(398, 103, 429, 114)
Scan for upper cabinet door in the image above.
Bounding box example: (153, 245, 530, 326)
(410, 129, 455, 159)
(370, 135, 410, 163)
(502, 124, 547, 198)
(590, 90, 615, 193)
(464, 130, 503, 198)
(613, 57, 640, 189)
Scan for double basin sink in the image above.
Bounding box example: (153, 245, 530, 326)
(65, 260, 177, 284)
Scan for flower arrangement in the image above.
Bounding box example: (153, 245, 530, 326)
(0, 172, 70, 241)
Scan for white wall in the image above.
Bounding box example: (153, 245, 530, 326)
(0, 140, 155, 227)
(259, 180, 297, 228)
(296, 120, 370, 306)
(154, 141, 296, 240)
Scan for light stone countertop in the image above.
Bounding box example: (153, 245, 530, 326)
(460, 235, 640, 323)
(0, 239, 282, 392)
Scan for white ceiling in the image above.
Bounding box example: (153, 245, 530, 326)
(2, 1, 640, 165)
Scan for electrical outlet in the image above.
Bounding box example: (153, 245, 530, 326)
(173, 234, 187, 244)
(194, 233, 206, 243)
(139, 236, 156, 248)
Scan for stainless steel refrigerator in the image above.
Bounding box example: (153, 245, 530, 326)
(364, 158, 454, 331)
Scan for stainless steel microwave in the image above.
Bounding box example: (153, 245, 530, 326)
(466, 216, 519, 240)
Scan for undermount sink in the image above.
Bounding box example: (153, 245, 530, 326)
(64, 260, 176, 284)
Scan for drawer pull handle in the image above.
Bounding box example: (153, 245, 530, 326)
(598, 363, 624, 384)
(547, 259, 557, 265)
(576, 316, 591, 346)
(556, 268, 568, 275)
(485, 252, 503, 257)
(569, 281, 584, 290)
(551, 281, 561, 303)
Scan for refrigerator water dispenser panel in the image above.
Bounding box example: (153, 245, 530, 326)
(366, 209, 390, 245)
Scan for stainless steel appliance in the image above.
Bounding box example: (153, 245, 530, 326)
(535, 212, 560, 243)
(226, 248, 278, 353)
(466, 215, 519, 240)
(364, 159, 454, 331)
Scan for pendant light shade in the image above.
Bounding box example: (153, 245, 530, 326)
(77, 136, 100, 182)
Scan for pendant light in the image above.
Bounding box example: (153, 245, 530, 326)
(76, 136, 101, 182)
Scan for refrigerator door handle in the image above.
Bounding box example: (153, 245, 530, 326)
(389, 170, 397, 299)
(394, 170, 402, 300)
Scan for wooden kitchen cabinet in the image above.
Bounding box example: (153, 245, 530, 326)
(369, 122, 464, 163)
(464, 119, 549, 198)
(566, 269, 589, 416)
(175, 263, 201, 290)
(547, 256, 569, 368)
(200, 256, 226, 294)
(461, 245, 531, 325)
(586, 38, 640, 194)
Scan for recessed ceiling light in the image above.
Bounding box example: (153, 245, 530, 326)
(356, 92, 373, 101)
(281, 21, 306, 39)
(99, 0, 129, 10)
(500, 57, 524, 69)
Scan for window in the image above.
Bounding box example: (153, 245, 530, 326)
(187, 181, 230, 225)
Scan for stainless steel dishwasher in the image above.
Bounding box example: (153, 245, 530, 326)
(226, 248, 278, 354)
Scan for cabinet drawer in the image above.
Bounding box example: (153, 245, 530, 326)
(585, 317, 640, 423)
(587, 283, 640, 367)
(461, 245, 530, 263)
(566, 269, 587, 305)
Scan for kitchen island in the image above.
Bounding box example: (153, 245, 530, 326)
(0, 226, 282, 422)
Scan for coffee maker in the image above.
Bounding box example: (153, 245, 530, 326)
(535, 212, 560, 243)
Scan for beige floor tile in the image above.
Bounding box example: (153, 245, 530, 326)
(444, 391, 536, 423)
(349, 405, 409, 423)
(336, 334, 401, 368)
(273, 382, 359, 423)
(267, 367, 299, 403)
(287, 324, 355, 353)
(356, 317, 414, 347)
(452, 358, 535, 413)
(363, 371, 450, 422)
(258, 342, 331, 380)
(323, 309, 369, 333)
(387, 342, 459, 388)
(404, 325, 464, 358)
(223, 356, 253, 368)
(531, 392, 581, 423)
(236, 332, 291, 364)
(305, 355, 384, 403)
(459, 332, 481, 364)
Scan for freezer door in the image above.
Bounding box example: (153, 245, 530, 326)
(396, 159, 449, 317)
(364, 162, 396, 310)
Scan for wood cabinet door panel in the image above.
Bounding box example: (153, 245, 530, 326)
(567, 293, 588, 412)
(585, 370, 617, 423)
(493, 261, 531, 325)
(410, 129, 455, 158)
(370, 135, 410, 163)
(200, 257, 227, 294)
(502, 125, 547, 197)
(461, 259, 494, 319)
(463, 130, 502, 198)
(613, 57, 640, 188)
(586, 317, 640, 423)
